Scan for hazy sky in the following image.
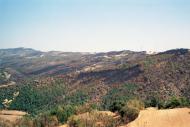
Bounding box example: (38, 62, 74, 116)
(0, 0, 190, 52)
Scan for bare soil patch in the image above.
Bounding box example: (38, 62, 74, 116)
(126, 108, 190, 127)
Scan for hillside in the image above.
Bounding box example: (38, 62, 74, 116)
(1, 48, 190, 102)
(51, 48, 190, 103)
(0, 48, 190, 126)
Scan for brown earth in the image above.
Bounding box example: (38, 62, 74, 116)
(126, 108, 190, 127)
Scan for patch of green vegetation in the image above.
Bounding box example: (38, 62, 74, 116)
(159, 54, 173, 60)
(102, 83, 139, 110)
(0, 81, 66, 114)
(119, 63, 137, 69)
(164, 97, 190, 109)
(0, 87, 16, 109)
(142, 57, 157, 69)
(144, 96, 164, 109)
(119, 99, 145, 123)
(0, 79, 90, 116)
(50, 104, 76, 123)
(145, 96, 190, 109)
(64, 90, 89, 105)
(75, 103, 100, 115)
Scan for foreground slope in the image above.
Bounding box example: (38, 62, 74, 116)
(126, 108, 190, 127)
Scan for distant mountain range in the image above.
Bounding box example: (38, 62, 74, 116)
(0, 47, 146, 78)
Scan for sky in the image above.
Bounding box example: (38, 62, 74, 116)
(0, 0, 190, 52)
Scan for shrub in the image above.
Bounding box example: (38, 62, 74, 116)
(145, 96, 190, 109)
(75, 103, 98, 115)
(145, 96, 164, 109)
(119, 99, 144, 123)
(164, 97, 181, 109)
(179, 97, 190, 107)
(109, 100, 125, 112)
(65, 91, 89, 105)
(102, 83, 138, 110)
(33, 114, 59, 127)
(164, 97, 190, 109)
(15, 116, 34, 127)
(67, 116, 81, 127)
(68, 111, 119, 127)
(15, 114, 59, 127)
(50, 105, 76, 123)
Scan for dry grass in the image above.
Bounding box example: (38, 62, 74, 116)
(0, 110, 27, 122)
(0, 110, 27, 127)
(67, 110, 120, 127)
